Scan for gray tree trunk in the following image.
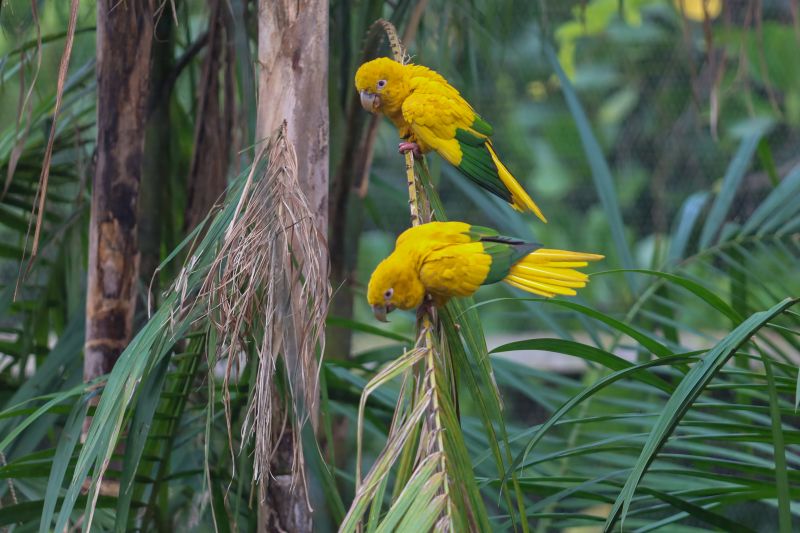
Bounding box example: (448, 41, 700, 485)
(256, 0, 329, 530)
(257, 0, 329, 232)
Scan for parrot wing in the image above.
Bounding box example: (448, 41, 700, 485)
(401, 75, 546, 219)
(461, 224, 603, 297)
(418, 242, 492, 298)
(463, 225, 541, 284)
(417, 225, 541, 296)
(479, 241, 540, 284)
(401, 90, 512, 202)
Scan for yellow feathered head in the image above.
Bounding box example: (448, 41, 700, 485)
(367, 253, 426, 322)
(354, 57, 409, 115)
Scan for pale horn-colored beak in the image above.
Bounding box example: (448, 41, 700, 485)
(372, 304, 388, 323)
(359, 90, 380, 113)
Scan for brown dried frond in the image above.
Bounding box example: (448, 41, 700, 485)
(15, 0, 79, 296)
(201, 123, 330, 499)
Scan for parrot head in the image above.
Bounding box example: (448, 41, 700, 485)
(367, 254, 426, 322)
(354, 57, 409, 116)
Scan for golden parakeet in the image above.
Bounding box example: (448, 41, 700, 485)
(367, 221, 603, 321)
(355, 57, 547, 222)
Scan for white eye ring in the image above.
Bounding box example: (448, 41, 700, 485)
(384, 288, 393, 299)
(377, 79, 387, 90)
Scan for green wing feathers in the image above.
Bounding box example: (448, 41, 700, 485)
(465, 224, 501, 241)
(471, 114, 493, 136)
(465, 224, 604, 297)
(454, 129, 512, 201)
(468, 227, 540, 284)
(453, 127, 547, 222)
(481, 241, 540, 284)
(504, 249, 604, 297)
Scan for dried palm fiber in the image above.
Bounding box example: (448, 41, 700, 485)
(201, 123, 330, 499)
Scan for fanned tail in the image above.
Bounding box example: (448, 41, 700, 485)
(486, 143, 547, 222)
(504, 249, 604, 297)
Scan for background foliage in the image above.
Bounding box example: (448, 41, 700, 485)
(0, 0, 799, 531)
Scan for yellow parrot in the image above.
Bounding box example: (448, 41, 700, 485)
(367, 221, 603, 321)
(355, 57, 547, 222)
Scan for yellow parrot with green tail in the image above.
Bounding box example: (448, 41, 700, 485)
(367, 221, 603, 321)
(355, 57, 547, 222)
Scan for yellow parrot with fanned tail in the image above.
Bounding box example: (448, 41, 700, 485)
(367, 221, 603, 321)
(355, 57, 547, 222)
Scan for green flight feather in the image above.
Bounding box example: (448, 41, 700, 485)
(455, 127, 485, 146)
(463, 225, 540, 283)
(480, 240, 540, 285)
(465, 225, 500, 241)
(471, 115, 494, 136)
(454, 131, 511, 201)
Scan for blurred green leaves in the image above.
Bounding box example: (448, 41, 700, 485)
(1, 1, 799, 532)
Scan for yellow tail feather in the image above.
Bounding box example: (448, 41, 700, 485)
(487, 143, 547, 222)
(504, 248, 604, 298)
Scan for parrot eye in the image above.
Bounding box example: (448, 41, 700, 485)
(377, 79, 387, 90)
(384, 288, 394, 299)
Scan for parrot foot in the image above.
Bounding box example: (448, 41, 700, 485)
(398, 142, 422, 158)
(416, 295, 436, 323)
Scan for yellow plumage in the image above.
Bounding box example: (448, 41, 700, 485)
(367, 222, 603, 321)
(355, 58, 547, 221)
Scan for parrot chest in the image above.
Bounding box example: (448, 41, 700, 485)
(387, 109, 431, 152)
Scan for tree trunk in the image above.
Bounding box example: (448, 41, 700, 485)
(185, 0, 234, 232)
(85, 1, 153, 380)
(257, 0, 329, 232)
(256, 0, 328, 530)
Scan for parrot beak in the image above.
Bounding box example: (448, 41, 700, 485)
(372, 304, 389, 322)
(372, 303, 396, 322)
(359, 90, 380, 113)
